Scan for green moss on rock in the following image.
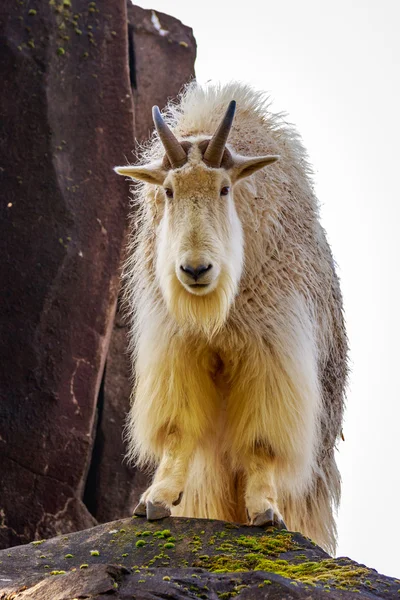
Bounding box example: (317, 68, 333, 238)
(49, 570, 66, 575)
(195, 553, 371, 591)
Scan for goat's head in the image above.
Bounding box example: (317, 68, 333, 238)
(115, 102, 279, 337)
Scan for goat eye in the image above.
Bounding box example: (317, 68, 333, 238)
(220, 186, 230, 196)
(164, 188, 174, 198)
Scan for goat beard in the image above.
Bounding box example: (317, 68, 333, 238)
(162, 271, 237, 340)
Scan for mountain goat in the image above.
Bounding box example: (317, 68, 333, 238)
(115, 82, 347, 554)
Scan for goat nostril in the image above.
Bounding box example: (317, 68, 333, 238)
(180, 264, 195, 278)
(180, 264, 213, 281)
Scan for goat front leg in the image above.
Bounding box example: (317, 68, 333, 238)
(244, 450, 287, 529)
(227, 331, 319, 531)
(130, 325, 218, 521)
(134, 431, 195, 520)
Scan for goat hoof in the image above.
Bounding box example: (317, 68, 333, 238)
(253, 508, 287, 529)
(146, 501, 171, 520)
(133, 501, 147, 517)
(253, 508, 274, 526)
(172, 491, 183, 506)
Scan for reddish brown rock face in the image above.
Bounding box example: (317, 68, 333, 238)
(0, 1, 196, 548)
(128, 4, 197, 141)
(0, 0, 134, 547)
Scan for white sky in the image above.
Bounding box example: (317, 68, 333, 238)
(135, 0, 400, 578)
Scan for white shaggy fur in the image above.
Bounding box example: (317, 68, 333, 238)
(116, 82, 348, 554)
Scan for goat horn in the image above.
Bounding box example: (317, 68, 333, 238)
(152, 106, 187, 169)
(203, 100, 236, 168)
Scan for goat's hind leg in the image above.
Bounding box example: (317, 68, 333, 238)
(134, 432, 193, 520)
(244, 450, 287, 529)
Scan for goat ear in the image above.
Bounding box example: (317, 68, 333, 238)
(114, 163, 167, 185)
(231, 155, 279, 182)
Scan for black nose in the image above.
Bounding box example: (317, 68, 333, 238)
(180, 263, 213, 281)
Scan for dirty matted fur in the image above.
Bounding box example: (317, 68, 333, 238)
(117, 82, 348, 554)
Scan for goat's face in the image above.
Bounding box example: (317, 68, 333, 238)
(156, 155, 243, 336)
(115, 103, 278, 337)
(160, 155, 242, 292)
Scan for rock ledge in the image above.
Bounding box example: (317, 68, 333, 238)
(0, 516, 399, 598)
